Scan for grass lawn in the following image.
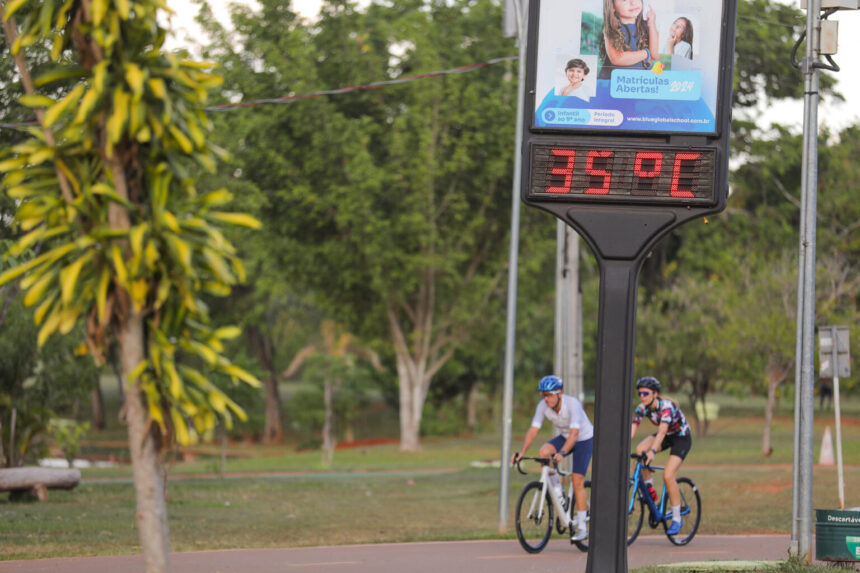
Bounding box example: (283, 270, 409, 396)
(2, 396, 859, 561)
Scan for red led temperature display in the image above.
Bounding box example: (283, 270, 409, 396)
(529, 145, 717, 205)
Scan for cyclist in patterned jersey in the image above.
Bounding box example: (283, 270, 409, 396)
(511, 375, 594, 542)
(630, 376, 692, 536)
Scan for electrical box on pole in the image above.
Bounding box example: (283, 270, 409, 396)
(519, 0, 737, 571)
(819, 326, 851, 379)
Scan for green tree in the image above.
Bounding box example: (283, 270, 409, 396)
(721, 254, 797, 455)
(0, 1, 260, 570)
(636, 270, 726, 437)
(199, 0, 516, 450)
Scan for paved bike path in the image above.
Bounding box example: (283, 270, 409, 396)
(0, 535, 810, 572)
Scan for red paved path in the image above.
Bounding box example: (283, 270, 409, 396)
(0, 534, 825, 572)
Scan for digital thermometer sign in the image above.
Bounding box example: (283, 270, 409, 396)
(528, 144, 717, 206)
(521, 0, 737, 214)
(516, 3, 738, 571)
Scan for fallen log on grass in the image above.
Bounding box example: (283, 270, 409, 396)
(0, 467, 81, 501)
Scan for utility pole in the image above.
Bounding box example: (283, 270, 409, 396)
(790, 0, 852, 560)
(555, 222, 583, 403)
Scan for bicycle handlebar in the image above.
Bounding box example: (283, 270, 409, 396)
(513, 455, 572, 477)
(630, 452, 663, 471)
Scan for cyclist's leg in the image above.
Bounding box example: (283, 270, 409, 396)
(663, 454, 683, 506)
(664, 434, 692, 529)
(570, 471, 589, 541)
(538, 434, 564, 458)
(539, 435, 566, 494)
(570, 437, 593, 512)
(569, 437, 593, 541)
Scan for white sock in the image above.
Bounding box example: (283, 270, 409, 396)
(576, 510, 587, 528)
(644, 479, 654, 487)
(672, 504, 681, 522)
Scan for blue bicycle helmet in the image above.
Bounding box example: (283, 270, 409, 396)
(636, 376, 661, 392)
(538, 375, 563, 392)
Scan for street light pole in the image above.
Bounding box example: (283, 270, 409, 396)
(498, 0, 528, 533)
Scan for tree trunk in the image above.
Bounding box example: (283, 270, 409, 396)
(247, 326, 282, 444)
(262, 374, 283, 444)
(9, 408, 16, 468)
(761, 357, 787, 457)
(466, 383, 479, 432)
(343, 422, 355, 444)
(762, 378, 777, 457)
(91, 379, 106, 430)
(385, 298, 457, 452)
(0, 467, 81, 491)
(686, 377, 710, 438)
(110, 352, 125, 406)
(321, 380, 335, 467)
(119, 312, 170, 573)
(396, 356, 428, 452)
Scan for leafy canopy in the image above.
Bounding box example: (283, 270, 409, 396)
(0, 0, 262, 446)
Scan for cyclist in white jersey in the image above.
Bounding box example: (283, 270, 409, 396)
(511, 375, 594, 541)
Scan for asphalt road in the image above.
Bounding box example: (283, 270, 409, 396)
(0, 534, 814, 573)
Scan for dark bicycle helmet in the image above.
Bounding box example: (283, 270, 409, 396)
(538, 375, 563, 393)
(635, 376, 661, 392)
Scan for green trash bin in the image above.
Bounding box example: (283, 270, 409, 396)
(816, 509, 860, 562)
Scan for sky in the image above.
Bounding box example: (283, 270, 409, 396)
(167, 0, 860, 133)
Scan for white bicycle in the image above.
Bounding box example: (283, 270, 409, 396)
(513, 456, 590, 553)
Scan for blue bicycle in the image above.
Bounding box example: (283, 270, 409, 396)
(625, 452, 701, 546)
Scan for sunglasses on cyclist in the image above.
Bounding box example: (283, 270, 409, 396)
(638, 391, 652, 397)
(542, 391, 560, 398)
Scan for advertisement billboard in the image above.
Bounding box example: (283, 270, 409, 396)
(531, 0, 727, 134)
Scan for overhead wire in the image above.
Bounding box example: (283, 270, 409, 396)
(0, 55, 518, 130)
(204, 55, 518, 111)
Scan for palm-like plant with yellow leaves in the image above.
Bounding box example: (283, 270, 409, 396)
(0, 1, 260, 570)
(284, 319, 383, 466)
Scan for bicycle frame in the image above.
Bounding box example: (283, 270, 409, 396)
(629, 458, 668, 522)
(517, 457, 575, 529)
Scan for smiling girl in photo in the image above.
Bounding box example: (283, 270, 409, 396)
(599, 0, 660, 79)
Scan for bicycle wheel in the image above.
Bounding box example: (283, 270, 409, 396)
(662, 477, 701, 546)
(575, 479, 643, 551)
(515, 481, 554, 553)
(626, 480, 646, 545)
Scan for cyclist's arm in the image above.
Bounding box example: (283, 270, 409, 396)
(631, 406, 642, 441)
(513, 426, 540, 464)
(554, 429, 579, 462)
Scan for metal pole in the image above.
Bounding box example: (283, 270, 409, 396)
(585, 259, 640, 573)
(566, 228, 583, 403)
(557, 224, 581, 476)
(498, 0, 528, 533)
(575, 279, 584, 403)
(555, 221, 566, 380)
(792, 0, 821, 560)
(831, 327, 844, 509)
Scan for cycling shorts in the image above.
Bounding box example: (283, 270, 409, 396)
(547, 434, 593, 476)
(653, 433, 692, 460)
